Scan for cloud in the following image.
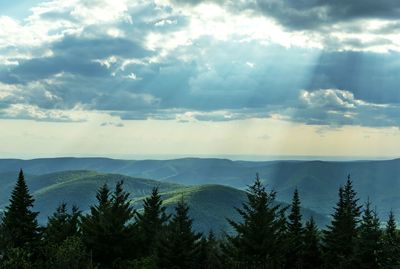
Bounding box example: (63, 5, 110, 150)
(286, 89, 400, 127)
(170, 0, 400, 52)
(1, 0, 400, 128)
(173, 0, 400, 29)
(238, 0, 400, 31)
(0, 104, 86, 122)
(100, 121, 124, 127)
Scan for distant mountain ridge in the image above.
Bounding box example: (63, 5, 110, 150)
(0, 157, 400, 222)
(0, 170, 328, 234)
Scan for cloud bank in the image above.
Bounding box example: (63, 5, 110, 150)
(0, 0, 400, 127)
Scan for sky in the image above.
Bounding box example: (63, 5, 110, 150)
(1, 0, 400, 160)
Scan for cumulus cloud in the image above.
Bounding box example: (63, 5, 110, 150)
(287, 89, 400, 127)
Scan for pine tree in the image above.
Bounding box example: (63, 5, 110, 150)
(135, 187, 170, 257)
(355, 199, 383, 268)
(323, 175, 361, 269)
(382, 210, 400, 268)
(81, 181, 136, 268)
(302, 217, 322, 269)
(224, 173, 287, 268)
(156, 198, 201, 269)
(286, 188, 304, 269)
(44, 203, 81, 244)
(1, 170, 40, 252)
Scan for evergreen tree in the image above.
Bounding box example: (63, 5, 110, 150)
(224, 173, 287, 268)
(44, 203, 81, 244)
(382, 210, 400, 268)
(302, 217, 322, 269)
(1, 170, 40, 252)
(323, 175, 361, 269)
(81, 181, 136, 268)
(286, 188, 304, 269)
(135, 187, 170, 257)
(198, 231, 222, 269)
(355, 199, 383, 268)
(156, 198, 201, 269)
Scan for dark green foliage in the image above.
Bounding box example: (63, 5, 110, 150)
(355, 199, 383, 268)
(302, 217, 322, 269)
(198, 231, 223, 269)
(382, 210, 400, 268)
(81, 181, 136, 268)
(323, 175, 361, 269)
(44, 203, 81, 244)
(0, 247, 31, 269)
(156, 198, 202, 269)
(224, 173, 287, 268)
(135, 187, 170, 257)
(286, 188, 304, 269)
(46, 236, 91, 269)
(1, 170, 40, 255)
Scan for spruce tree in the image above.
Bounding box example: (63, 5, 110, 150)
(323, 175, 361, 269)
(1, 170, 40, 251)
(156, 198, 201, 269)
(355, 199, 383, 268)
(224, 173, 287, 268)
(302, 217, 322, 269)
(81, 181, 136, 268)
(44, 203, 81, 244)
(135, 187, 170, 257)
(198, 231, 222, 269)
(382, 210, 400, 268)
(286, 188, 304, 269)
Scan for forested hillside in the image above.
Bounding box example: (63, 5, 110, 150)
(1, 158, 399, 219)
(0, 170, 328, 233)
(0, 170, 399, 268)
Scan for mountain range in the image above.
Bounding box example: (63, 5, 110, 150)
(0, 157, 399, 232)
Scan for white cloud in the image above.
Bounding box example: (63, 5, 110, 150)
(299, 89, 388, 110)
(1, 104, 87, 122)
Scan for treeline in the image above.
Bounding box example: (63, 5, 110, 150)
(0, 171, 400, 269)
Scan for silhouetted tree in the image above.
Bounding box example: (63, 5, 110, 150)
(323, 175, 361, 269)
(302, 217, 322, 269)
(224, 173, 287, 268)
(198, 231, 222, 269)
(286, 188, 304, 269)
(44, 203, 81, 244)
(81, 181, 136, 268)
(135, 187, 170, 258)
(355, 199, 383, 268)
(156, 198, 201, 269)
(1, 170, 40, 259)
(382, 210, 400, 268)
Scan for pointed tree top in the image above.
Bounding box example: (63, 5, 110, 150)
(19, 169, 24, 178)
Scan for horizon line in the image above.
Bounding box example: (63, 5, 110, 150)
(0, 154, 399, 162)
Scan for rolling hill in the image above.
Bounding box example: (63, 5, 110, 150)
(0, 170, 329, 234)
(0, 157, 400, 219)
